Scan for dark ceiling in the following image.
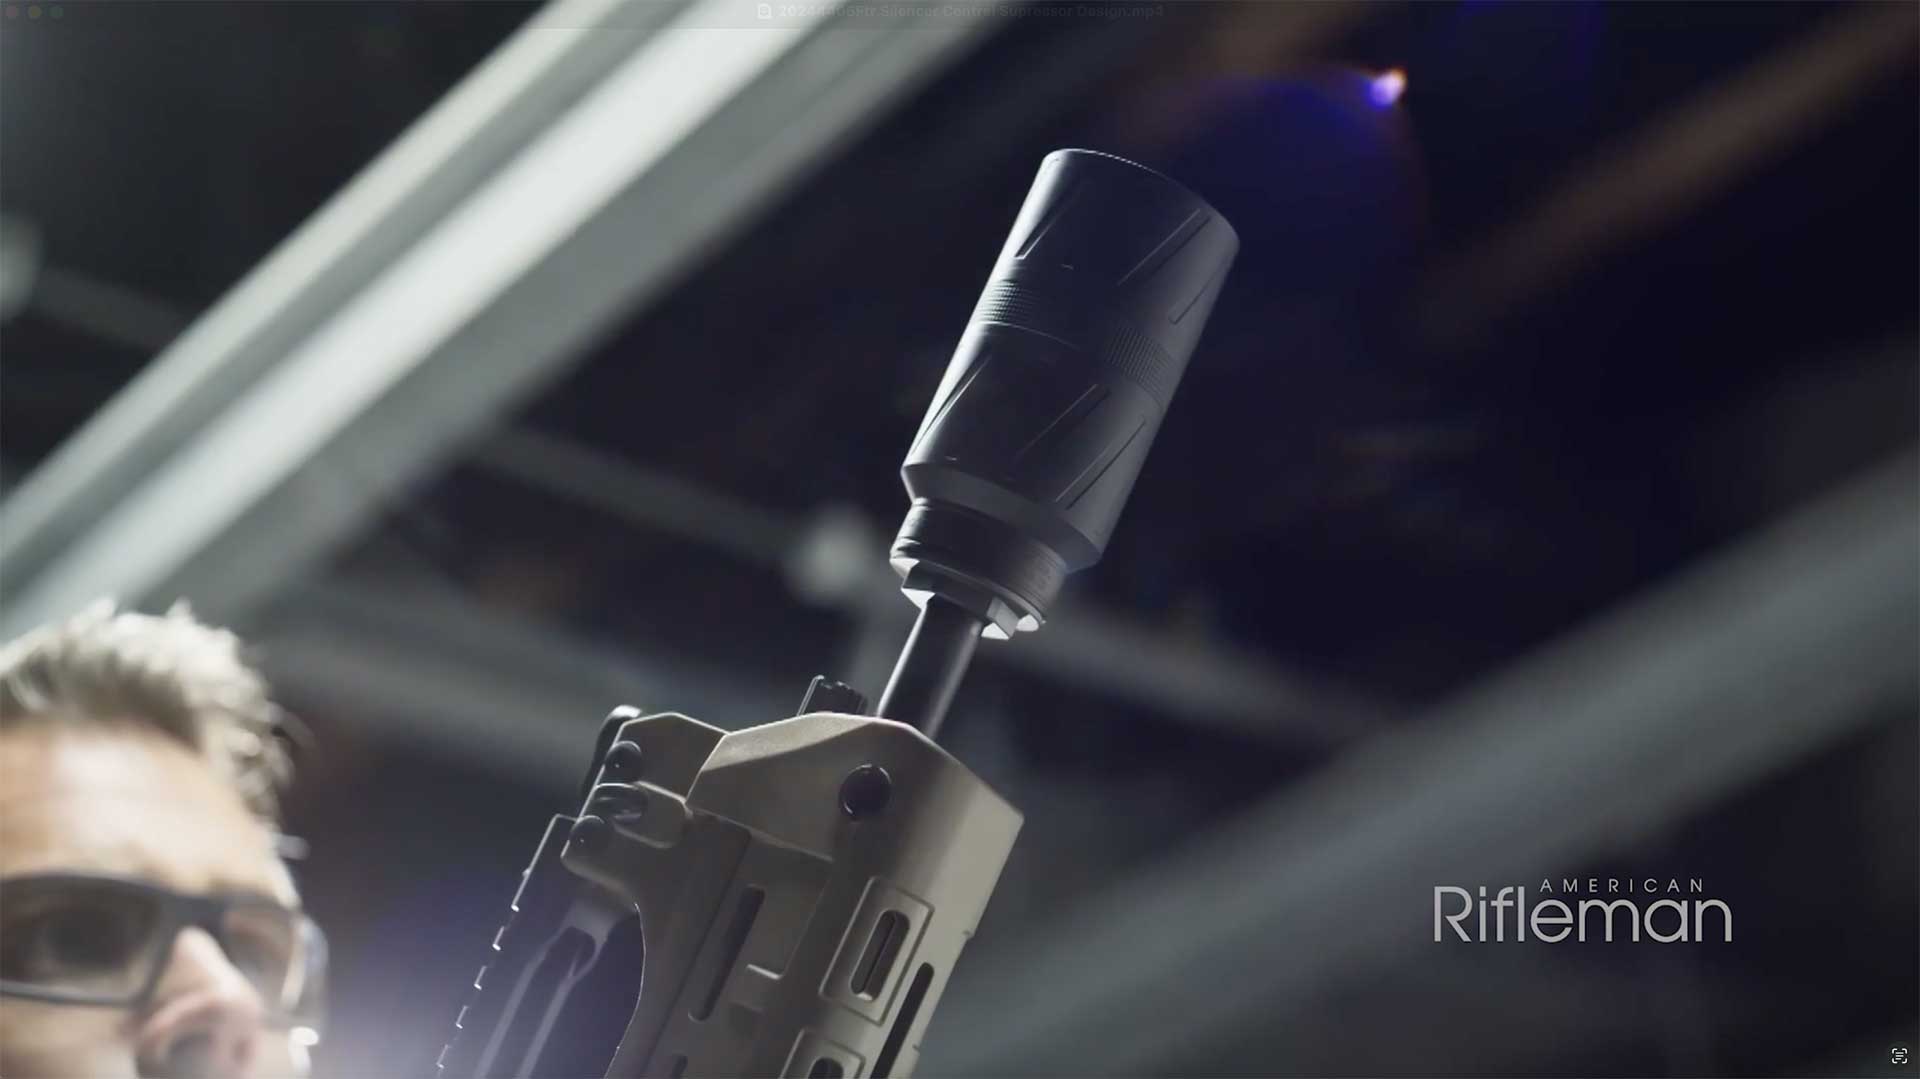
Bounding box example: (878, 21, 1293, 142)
(346, 0, 1917, 708)
(6, 1, 1913, 707)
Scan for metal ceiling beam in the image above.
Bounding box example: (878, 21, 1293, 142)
(0, 0, 693, 593)
(920, 447, 1919, 1076)
(250, 580, 793, 789)
(1414, 0, 1919, 352)
(4, 255, 1395, 747)
(0, 0, 995, 639)
(475, 426, 1395, 745)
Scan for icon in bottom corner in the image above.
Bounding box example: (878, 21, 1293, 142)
(1892, 1045, 1909, 1065)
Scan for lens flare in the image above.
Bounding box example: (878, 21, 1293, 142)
(1369, 68, 1407, 106)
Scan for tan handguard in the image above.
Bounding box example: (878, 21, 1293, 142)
(438, 708, 1021, 1079)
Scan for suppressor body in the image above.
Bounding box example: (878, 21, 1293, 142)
(892, 149, 1240, 637)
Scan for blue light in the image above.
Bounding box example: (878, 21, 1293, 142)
(1369, 69, 1407, 107)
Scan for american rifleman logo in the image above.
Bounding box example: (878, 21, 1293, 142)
(1434, 878, 1732, 943)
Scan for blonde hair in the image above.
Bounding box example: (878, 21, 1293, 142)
(0, 600, 290, 821)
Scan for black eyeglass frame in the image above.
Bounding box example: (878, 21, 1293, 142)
(0, 872, 326, 1028)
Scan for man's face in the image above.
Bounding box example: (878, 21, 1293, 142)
(0, 723, 308, 1078)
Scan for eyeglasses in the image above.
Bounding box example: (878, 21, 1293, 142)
(0, 873, 326, 1034)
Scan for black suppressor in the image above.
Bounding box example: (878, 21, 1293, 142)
(877, 150, 1239, 734)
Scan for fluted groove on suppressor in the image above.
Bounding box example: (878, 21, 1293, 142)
(969, 282, 1186, 407)
(890, 149, 1240, 635)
